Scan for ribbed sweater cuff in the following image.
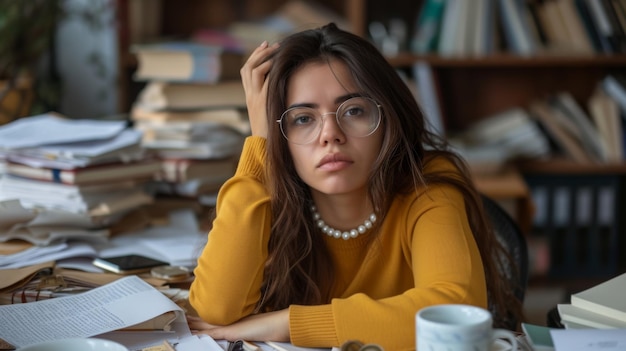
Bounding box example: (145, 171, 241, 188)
(289, 304, 338, 347)
(235, 136, 266, 179)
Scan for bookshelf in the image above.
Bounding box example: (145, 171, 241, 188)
(116, 0, 626, 155)
(389, 53, 626, 132)
(115, 0, 626, 248)
(115, 0, 431, 112)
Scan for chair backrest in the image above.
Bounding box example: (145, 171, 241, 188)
(481, 194, 529, 330)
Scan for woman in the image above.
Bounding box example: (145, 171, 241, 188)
(188, 23, 523, 350)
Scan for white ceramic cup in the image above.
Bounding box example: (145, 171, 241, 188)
(17, 337, 129, 351)
(416, 304, 518, 351)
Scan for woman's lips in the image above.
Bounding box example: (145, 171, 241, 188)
(317, 153, 353, 171)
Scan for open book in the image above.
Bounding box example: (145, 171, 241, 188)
(0, 275, 191, 350)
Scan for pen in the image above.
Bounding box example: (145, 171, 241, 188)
(227, 340, 261, 351)
(227, 340, 244, 351)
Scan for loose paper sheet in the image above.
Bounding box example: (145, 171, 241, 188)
(550, 328, 626, 350)
(0, 275, 190, 348)
(0, 113, 126, 149)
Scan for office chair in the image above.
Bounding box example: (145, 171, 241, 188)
(481, 194, 530, 331)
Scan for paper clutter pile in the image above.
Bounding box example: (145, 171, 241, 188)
(0, 113, 159, 246)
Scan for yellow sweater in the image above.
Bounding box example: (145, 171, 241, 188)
(189, 137, 487, 350)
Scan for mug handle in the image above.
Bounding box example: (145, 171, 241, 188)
(492, 328, 518, 350)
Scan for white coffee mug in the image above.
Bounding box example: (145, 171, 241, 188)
(17, 338, 128, 351)
(416, 304, 518, 351)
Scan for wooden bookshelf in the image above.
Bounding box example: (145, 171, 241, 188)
(387, 53, 626, 131)
(115, 0, 626, 233)
(115, 0, 371, 113)
(515, 158, 626, 175)
(116, 0, 626, 131)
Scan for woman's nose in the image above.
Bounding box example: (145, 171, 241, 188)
(318, 113, 346, 144)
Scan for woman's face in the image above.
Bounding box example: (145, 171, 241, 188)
(284, 59, 384, 198)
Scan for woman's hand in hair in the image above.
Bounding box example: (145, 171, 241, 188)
(240, 40, 279, 139)
(187, 309, 290, 343)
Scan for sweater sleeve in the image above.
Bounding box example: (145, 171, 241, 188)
(289, 182, 487, 350)
(189, 136, 271, 324)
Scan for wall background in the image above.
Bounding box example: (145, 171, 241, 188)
(56, 0, 119, 119)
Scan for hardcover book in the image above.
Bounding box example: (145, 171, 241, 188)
(132, 41, 244, 83)
(157, 157, 237, 183)
(528, 100, 594, 164)
(135, 80, 246, 111)
(588, 86, 623, 162)
(5, 159, 161, 185)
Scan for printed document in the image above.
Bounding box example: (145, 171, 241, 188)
(0, 275, 191, 348)
(551, 328, 626, 350)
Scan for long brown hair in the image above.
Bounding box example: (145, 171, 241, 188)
(258, 23, 523, 329)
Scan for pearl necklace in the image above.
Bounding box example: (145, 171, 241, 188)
(311, 205, 377, 240)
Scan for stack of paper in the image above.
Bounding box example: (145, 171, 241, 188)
(97, 209, 206, 268)
(557, 272, 626, 329)
(520, 322, 626, 351)
(128, 36, 249, 201)
(0, 114, 160, 245)
(0, 199, 113, 247)
(131, 97, 245, 199)
(0, 113, 144, 168)
(135, 121, 243, 199)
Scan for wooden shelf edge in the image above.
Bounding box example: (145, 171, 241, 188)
(386, 53, 626, 68)
(515, 159, 626, 175)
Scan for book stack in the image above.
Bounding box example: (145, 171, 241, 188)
(131, 39, 249, 202)
(557, 271, 626, 329)
(148, 156, 239, 200)
(448, 107, 552, 173)
(451, 73, 626, 167)
(0, 113, 159, 244)
(526, 74, 626, 165)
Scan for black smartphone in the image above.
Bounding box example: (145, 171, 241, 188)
(92, 254, 168, 275)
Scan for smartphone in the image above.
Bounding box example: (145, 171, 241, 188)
(92, 254, 168, 275)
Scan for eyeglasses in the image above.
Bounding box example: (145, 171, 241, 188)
(276, 97, 382, 145)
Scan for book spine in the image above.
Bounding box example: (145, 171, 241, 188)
(413, 61, 445, 137)
(586, 0, 618, 52)
(602, 0, 626, 52)
(498, 0, 536, 55)
(602, 75, 626, 112)
(526, 1, 549, 46)
(437, 0, 462, 56)
(574, 0, 606, 52)
(410, 0, 447, 54)
(558, 0, 596, 53)
(190, 54, 221, 83)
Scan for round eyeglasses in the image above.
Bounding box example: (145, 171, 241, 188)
(276, 97, 382, 145)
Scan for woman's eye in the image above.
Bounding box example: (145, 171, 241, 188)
(291, 114, 316, 126)
(342, 106, 365, 118)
